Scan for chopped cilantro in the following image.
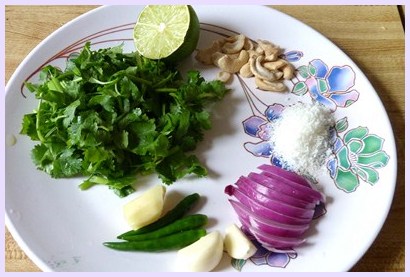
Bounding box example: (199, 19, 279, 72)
(20, 42, 229, 197)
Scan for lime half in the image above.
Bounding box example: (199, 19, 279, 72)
(133, 5, 200, 63)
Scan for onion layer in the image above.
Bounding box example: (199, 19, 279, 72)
(225, 185, 313, 224)
(257, 164, 311, 187)
(236, 176, 316, 209)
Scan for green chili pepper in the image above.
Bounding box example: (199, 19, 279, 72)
(121, 214, 208, 241)
(103, 228, 206, 252)
(117, 193, 200, 239)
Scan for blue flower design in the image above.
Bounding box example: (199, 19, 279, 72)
(245, 228, 297, 268)
(242, 104, 285, 166)
(327, 118, 390, 192)
(250, 246, 296, 268)
(231, 226, 297, 271)
(282, 50, 303, 62)
(293, 59, 360, 111)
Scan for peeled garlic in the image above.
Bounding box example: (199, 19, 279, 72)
(175, 231, 223, 272)
(224, 224, 257, 259)
(123, 184, 166, 230)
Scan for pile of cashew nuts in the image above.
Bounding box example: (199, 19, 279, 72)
(195, 34, 294, 92)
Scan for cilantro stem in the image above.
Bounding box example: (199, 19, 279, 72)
(44, 126, 57, 138)
(56, 71, 75, 80)
(35, 100, 45, 143)
(89, 175, 109, 184)
(126, 75, 152, 86)
(89, 77, 118, 85)
(153, 73, 175, 88)
(155, 88, 178, 93)
(98, 125, 111, 132)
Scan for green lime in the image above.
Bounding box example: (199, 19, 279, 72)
(133, 5, 200, 63)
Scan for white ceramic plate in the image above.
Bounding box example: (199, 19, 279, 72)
(5, 5, 397, 272)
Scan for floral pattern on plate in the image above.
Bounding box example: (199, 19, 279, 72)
(327, 118, 390, 192)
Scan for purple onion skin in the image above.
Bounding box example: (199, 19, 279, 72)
(232, 181, 315, 219)
(249, 213, 310, 237)
(230, 200, 310, 237)
(236, 176, 316, 209)
(232, 204, 306, 249)
(225, 185, 312, 225)
(260, 171, 325, 202)
(257, 164, 312, 187)
(249, 226, 306, 249)
(248, 172, 322, 204)
(225, 185, 315, 220)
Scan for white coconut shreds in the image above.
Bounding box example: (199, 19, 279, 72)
(269, 102, 335, 177)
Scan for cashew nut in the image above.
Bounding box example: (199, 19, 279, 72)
(274, 71, 284, 80)
(282, 64, 295, 80)
(255, 46, 265, 55)
(255, 77, 287, 92)
(216, 50, 249, 74)
(211, 51, 243, 66)
(211, 52, 226, 67)
(263, 59, 288, 71)
(217, 71, 233, 83)
(196, 34, 293, 93)
(239, 62, 253, 78)
(249, 56, 276, 81)
(195, 40, 223, 65)
(243, 38, 255, 51)
(222, 34, 246, 54)
(264, 53, 279, 62)
(256, 39, 281, 57)
(247, 49, 259, 59)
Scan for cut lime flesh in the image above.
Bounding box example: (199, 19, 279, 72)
(133, 5, 199, 62)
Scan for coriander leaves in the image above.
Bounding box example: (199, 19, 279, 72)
(21, 42, 228, 197)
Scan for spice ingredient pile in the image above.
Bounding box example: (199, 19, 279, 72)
(269, 101, 335, 177)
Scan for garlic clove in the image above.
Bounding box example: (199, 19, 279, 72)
(123, 184, 166, 230)
(175, 231, 224, 272)
(224, 224, 257, 260)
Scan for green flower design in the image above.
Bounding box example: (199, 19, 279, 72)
(328, 122, 390, 192)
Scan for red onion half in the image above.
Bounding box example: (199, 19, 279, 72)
(225, 164, 325, 252)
